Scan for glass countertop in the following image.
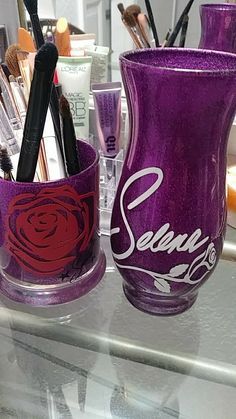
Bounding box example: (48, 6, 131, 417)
(0, 228, 235, 419)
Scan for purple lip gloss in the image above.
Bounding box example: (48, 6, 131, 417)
(92, 82, 122, 158)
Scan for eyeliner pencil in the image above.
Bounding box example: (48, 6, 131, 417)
(59, 95, 81, 176)
(166, 0, 195, 47)
(23, 0, 64, 160)
(16, 43, 58, 182)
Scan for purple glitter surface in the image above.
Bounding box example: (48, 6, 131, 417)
(0, 140, 106, 306)
(199, 4, 236, 53)
(111, 48, 236, 315)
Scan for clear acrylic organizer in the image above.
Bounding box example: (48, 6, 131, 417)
(86, 134, 124, 236)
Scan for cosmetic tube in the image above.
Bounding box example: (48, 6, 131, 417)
(85, 46, 110, 87)
(70, 34, 96, 56)
(92, 82, 122, 158)
(57, 56, 92, 139)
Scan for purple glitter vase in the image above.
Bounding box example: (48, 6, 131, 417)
(0, 140, 106, 306)
(199, 3, 236, 53)
(110, 48, 236, 315)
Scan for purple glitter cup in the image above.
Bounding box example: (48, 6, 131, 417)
(0, 140, 106, 306)
(111, 48, 236, 315)
(199, 3, 236, 53)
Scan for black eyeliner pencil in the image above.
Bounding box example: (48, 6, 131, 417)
(179, 14, 189, 47)
(23, 0, 64, 160)
(59, 95, 81, 176)
(16, 43, 58, 182)
(166, 0, 195, 47)
(144, 0, 159, 47)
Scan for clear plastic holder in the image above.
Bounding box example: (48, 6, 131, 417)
(86, 134, 124, 236)
(99, 150, 124, 235)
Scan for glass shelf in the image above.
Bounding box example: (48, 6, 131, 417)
(0, 227, 235, 418)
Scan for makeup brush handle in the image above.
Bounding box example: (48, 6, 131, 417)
(145, 0, 159, 47)
(49, 86, 64, 157)
(122, 20, 143, 49)
(31, 13, 45, 48)
(16, 138, 41, 182)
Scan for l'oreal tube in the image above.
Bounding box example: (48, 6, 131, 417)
(57, 56, 92, 139)
(92, 82, 122, 157)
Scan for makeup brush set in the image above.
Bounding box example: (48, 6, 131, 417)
(117, 0, 195, 48)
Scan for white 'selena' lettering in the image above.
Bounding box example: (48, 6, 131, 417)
(111, 167, 209, 260)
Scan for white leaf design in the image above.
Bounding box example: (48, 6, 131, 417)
(169, 264, 189, 277)
(154, 278, 171, 293)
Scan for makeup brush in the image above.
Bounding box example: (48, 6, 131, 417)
(23, 0, 64, 159)
(179, 14, 189, 47)
(0, 146, 14, 181)
(125, 5, 151, 48)
(1, 64, 11, 80)
(144, 0, 159, 47)
(18, 28, 36, 52)
(59, 95, 81, 176)
(55, 17, 71, 56)
(117, 4, 143, 49)
(5, 44, 21, 78)
(23, 0, 44, 47)
(137, 12, 152, 47)
(16, 50, 32, 100)
(166, 0, 195, 47)
(16, 43, 58, 182)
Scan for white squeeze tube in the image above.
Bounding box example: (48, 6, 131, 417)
(57, 56, 92, 139)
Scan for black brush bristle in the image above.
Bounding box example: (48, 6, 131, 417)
(34, 42, 58, 73)
(59, 95, 72, 120)
(117, 3, 125, 15)
(23, 0, 38, 15)
(0, 147, 13, 174)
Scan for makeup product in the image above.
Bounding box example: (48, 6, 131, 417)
(55, 17, 71, 57)
(125, 5, 151, 48)
(179, 14, 189, 47)
(18, 28, 36, 52)
(85, 46, 110, 86)
(117, 5, 143, 49)
(92, 82, 122, 158)
(59, 95, 81, 176)
(166, 0, 195, 47)
(17, 50, 32, 101)
(0, 102, 20, 155)
(0, 146, 14, 181)
(0, 67, 23, 135)
(9, 75, 27, 126)
(16, 43, 58, 182)
(144, 0, 159, 47)
(57, 56, 92, 139)
(23, 0, 44, 47)
(5, 44, 21, 78)
(1, 63, 11, 80)
(162, 28, 171, 48)
(137, 12, 152, 47)
(70, 34, 96, 56)
(23, 0, 64, 161)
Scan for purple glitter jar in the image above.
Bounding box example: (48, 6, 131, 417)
(199, 3, 236, 53)
(0, 140, 106, 306)
(111, 48, 236, 315)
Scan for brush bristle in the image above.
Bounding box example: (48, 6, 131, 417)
(126, 5, 141, 16)
(5, 44, 21, 78)
(23, 0, 38, 14)
(59, 95, 72, 119)
(123, 11, 137, 27)
(117, 3, 125, 15)
(34, 42, 58, 72)
(0, 147, 13, 174)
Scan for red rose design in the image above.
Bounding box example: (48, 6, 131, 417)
(5, 185, 96, 277)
